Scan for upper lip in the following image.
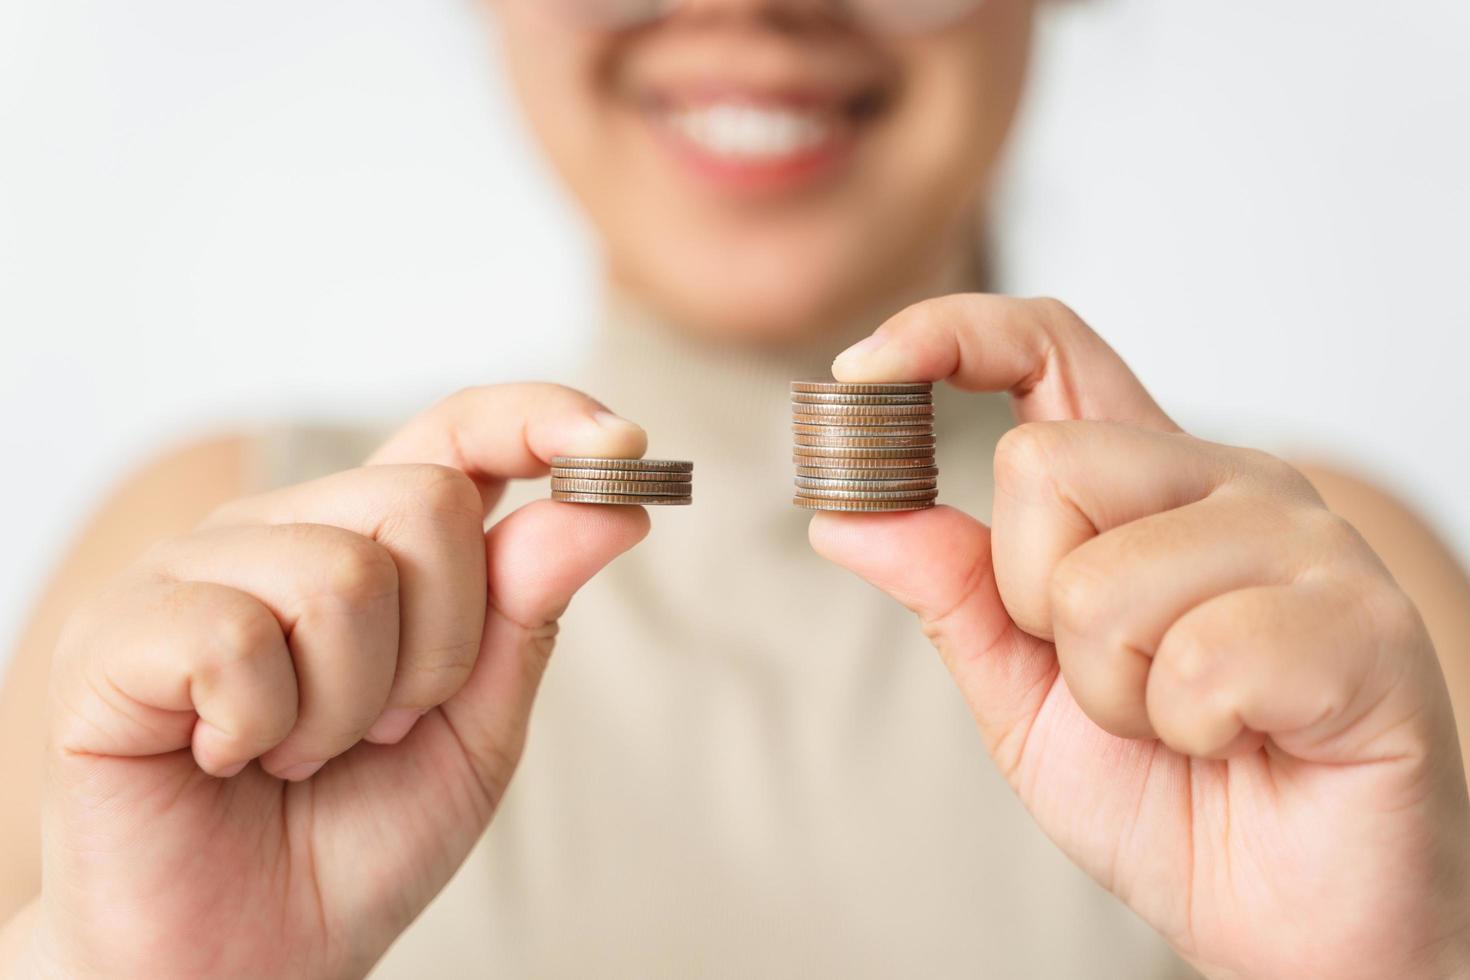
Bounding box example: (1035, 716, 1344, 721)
(636, 79, 891, 121)
(623, 38, 895, 118)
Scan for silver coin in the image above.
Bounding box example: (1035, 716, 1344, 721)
(793, 454, 936, 469)
(550, 478, 693, 496)
(789, 403, 934, 417)
(792, 497, 936, 513)
(550, 456, 693, 473)
(790, 380, 933, 395)
(796, 487, 939, 502)
(794, 445, 939, 459)
(793, 435, 937, 449)
(794, 465, 939, 480)
(795, 476, 938, 492)
(791, 392, 933, 406)
(791, 413, 935, 428)
(551, 490, 692, 506)
(795, 465, 939, 480)
(791, 423, 935, 438)
(551, 467, 691, 482)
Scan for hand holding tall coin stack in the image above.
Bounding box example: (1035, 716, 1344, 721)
(550, 456, 694, 506)
(791, 380, 937, 512)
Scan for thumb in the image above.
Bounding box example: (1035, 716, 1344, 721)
(808, 506, 1057, 773)
(832, 294, 1178, 431)
(441, 498, 650, 794)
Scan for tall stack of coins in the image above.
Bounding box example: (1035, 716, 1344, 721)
(550, 456, 693, 506)
(791, 380, 937, 512)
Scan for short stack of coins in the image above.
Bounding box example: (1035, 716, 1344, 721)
(791, 380, 937, 512)
(550, 456, 693, 506)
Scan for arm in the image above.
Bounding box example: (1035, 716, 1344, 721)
(0, 436, 254, 923)
(1297, 463, 1470, 768)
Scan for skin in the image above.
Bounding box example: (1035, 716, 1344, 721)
(813, 297, 1470, 977)
(2, 385, 653, 978)
(491, 0, 1033, 340)
(5, 2, 1470, 977)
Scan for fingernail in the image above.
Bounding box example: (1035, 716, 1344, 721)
(364, 707, 424, 746)
(276, 760, 325, 783)
(217, 760, 249, 779)
(570, 410, 646, 459)
(832, 332, 890, 373)
(592, 410, 640, 431)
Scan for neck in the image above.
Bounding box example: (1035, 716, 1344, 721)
(576, 232, 1000, 465)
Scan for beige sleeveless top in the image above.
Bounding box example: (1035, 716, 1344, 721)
(251, 307, 1191, 979)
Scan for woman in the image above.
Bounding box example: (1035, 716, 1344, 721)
(3, 1, 1469, 977)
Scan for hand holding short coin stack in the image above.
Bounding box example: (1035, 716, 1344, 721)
(791, 380, 937, 512)
(550, 456, 694, 506)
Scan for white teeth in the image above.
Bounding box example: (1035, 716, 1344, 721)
(668, 104, 831, 161)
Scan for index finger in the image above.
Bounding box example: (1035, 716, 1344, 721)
(830, 294, 1179, 432)
(368, 383, 649, 513)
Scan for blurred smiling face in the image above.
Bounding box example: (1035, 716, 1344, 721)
(491, 0, 1035, 341)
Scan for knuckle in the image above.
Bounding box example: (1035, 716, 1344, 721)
(1299, 508, 1370, 565)
(442, 384, 492, 411)
(1234, 447, 1320, 500)
(1029, 295, 1083, 328)
(402, 464, 484, 524)
(204, 597, 286, 671)
(438, 383, 521, 426)
(319, 533, 400, 605)
(1158, 622, 1221, 694)
(1357, 578, 1428, 653)
(1048, 552, 1115, 640)
(994, 422, 1067, 494)
(1028, 296, 1094, 347)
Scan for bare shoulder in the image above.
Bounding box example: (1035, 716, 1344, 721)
(1294, 461, 1469, 590)
(4, 431, 258, 689)
(4, 431, 258, 687)
(1294, 461, 1470, 746)
(0, 433, 258, 921)
(65, 434, 255, 564)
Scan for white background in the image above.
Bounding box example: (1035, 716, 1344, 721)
(2, 0, 1468, 664)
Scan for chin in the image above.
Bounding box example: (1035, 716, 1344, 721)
(608, 215, 922, 345)
(629, 272, 880, 347)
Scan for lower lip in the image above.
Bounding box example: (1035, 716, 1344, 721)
(647, 113, 857, 195)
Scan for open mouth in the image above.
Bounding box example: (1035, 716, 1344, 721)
(668, 102, 834, 161)
(639, 85, 889, 193)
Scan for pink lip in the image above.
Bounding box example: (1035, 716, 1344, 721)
(637, 86, 868, 196)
